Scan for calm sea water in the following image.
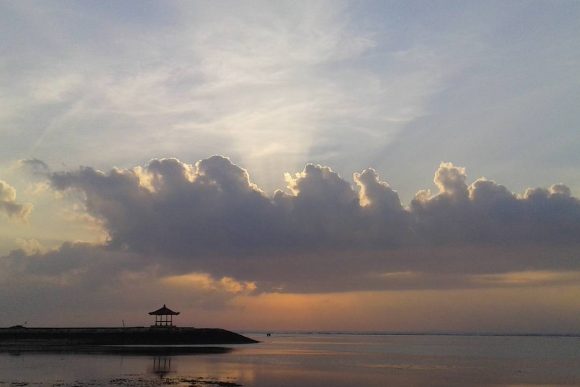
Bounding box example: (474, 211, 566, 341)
(1, 333, 580, 386)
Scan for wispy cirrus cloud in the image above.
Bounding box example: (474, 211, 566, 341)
(0, 1, 448, 190)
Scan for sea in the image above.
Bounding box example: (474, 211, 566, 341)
(1, 333, 580, 386)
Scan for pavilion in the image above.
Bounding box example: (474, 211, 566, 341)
(149, 304, 180, 327)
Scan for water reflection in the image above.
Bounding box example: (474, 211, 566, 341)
(149, 356, 173, 378)
(0, 344, 234, 356)
(1, 335, 580, 386)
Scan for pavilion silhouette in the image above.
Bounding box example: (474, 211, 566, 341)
(149, 304, 180, 327)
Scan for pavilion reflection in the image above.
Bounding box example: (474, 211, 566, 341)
(149, 356, 174, 378)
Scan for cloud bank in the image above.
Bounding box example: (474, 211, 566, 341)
(38, 156, 580, 291)
(50, 156, 580, 249)
(2, 156, 580, 326)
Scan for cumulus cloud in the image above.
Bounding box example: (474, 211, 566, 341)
(49, 157, 416, 255)
(0, 179, 32, 220)
(410, 162, 580, 245)
(47, 158, 579, 251)
(51, 156, 278, 257)
(2, 156, 580, 308)
(434, 162, 468, 198)
(274, 163, 363, 248)
(354, 168, 402, 211)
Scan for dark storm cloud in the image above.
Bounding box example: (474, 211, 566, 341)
(36, 156, 580, 293)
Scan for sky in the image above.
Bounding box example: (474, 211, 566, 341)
(1, 0, 580, 333)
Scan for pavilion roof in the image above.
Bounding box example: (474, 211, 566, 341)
(148, 304, 180, 315)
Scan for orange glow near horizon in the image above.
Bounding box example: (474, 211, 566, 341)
(175, 284, 580, 334)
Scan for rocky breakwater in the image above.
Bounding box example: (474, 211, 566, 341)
(0, 327, 258, 354)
